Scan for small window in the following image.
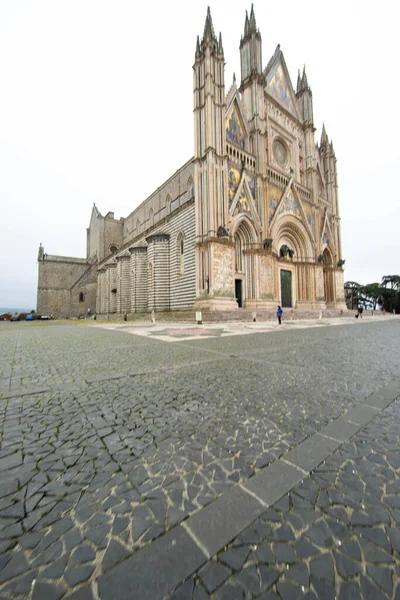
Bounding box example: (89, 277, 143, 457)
(110, 245, 117, 254)
(178, 235, 184, 275)
(79, 292, 85, 302)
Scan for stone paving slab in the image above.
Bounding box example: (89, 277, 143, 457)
(98, 526, 205, 600)
(184, 485, 265, 559)
(320, 418, 361, 442)
(242, 461, 304, 508)
(0, 319, 399, 598)
(164, 398, 400, 599)
(284, 434, 342, 472)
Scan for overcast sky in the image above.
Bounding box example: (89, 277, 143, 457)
(0, 0, 399, 309)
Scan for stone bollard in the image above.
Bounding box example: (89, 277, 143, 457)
(291, 309, 294, 320)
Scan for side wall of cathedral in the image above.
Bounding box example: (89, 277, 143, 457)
(37, 254, 95, 317)
(95, 160, 196, 315)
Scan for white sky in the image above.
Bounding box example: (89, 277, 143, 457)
(0, 0, 399, 309)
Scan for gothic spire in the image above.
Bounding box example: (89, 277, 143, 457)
(244, 10, 249, 37)
(218, 31, 223, 53)
(321, 123, 329, 145)
(203, 6, 217, 44)
(296, 69, 301, 93)
(196, 35, 201, 58)
(302, 66, 309, 91)
(249, 4, 257, 33)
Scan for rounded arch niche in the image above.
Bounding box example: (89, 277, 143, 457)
(273, 216, 313, 261)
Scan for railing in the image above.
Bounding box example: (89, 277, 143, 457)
(226, 144, 256, 171)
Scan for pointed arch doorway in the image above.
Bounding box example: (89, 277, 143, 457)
(323, 248, 335, 305)
(233, 218, 257, 308)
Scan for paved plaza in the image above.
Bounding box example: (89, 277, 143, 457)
(0, 316, 399, 599)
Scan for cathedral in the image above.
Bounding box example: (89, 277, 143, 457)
(37, 6, 346, 319)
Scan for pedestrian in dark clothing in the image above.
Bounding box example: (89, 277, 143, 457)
(277, 306, 283, 324)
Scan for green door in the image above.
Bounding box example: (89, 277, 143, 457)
(280, 270, 292, 308)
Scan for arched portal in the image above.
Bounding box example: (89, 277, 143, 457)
(232, 217, 258, 308)
(323, 247, 335, 305)
(273, 216, 315, 308)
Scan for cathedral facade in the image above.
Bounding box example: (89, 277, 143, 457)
(37, 7, 346, 319)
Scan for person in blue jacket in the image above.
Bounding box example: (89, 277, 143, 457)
(277, 306, 283, 324)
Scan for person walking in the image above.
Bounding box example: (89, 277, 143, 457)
(277, 305, 283, 325)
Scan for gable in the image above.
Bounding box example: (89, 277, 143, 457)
(277, 190, 301, 219)
(229, 171, 261, 231)
(229, 167, 256, 205)
(321, 211, 335, 248)
(232, 185, 251, 217)
(226, 101, 246, 149)
(229, 167, 241, 202)
(265, 59, 297, 117)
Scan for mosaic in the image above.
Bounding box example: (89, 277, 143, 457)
(233, 186, 251, 217)
(277, 191, 301, 219)
(268, 184, 283, 220)
(247, 176, 256, 200)
(266, 61, 296, 114)
(226, 104, 245, 149)
(303, 203, 313, 227)
(323, 232, 329, 245)
(228, 167, 241, 202)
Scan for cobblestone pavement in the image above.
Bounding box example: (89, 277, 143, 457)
(0, 318, 399, 599)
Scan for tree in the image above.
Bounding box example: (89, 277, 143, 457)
(381, 275, 400, 313)
(344, 281, 362, 310)
(360, 283, 384, 310)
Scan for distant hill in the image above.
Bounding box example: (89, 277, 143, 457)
(0, 308, 33, 314)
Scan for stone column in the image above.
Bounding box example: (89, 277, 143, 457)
(258, 251, 276, 307)
(97, 268, 105, 314)
(315, 263, 326, 308)
(146, 234, 170, 312)
(334, 268, 347, 310)
(129, 247, 148, 313)
(116, 255, 131, 314)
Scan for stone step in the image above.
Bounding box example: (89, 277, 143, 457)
(96, 308, 357, 324)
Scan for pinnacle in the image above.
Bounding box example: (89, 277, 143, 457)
(203, 6, 217, 44)
(244, 11, 249, 37)
(296, 69, 301, 93)
(321, 123, 329, 145)
(302, 65, 309, 89)
(249, 3, 257, 33)
(218, 31, 223, 53)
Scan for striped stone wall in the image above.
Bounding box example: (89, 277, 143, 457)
(117, 255, 131, 314)
(147, 235, 170, 312)
(129, 247, 148, 313)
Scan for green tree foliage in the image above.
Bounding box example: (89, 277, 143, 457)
(359, 283, 383, 310)
(344, 281, 362, 310)
(381, 275, 400, 313)
(345, 276, 400, 313)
